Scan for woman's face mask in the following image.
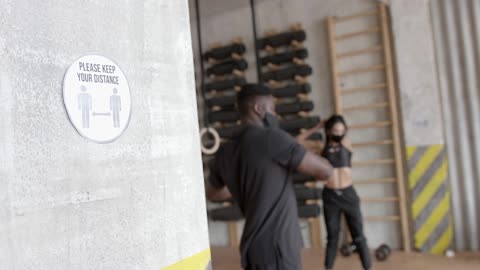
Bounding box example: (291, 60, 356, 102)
(329, 122, 346, 142)
(330, 134, 345, 143)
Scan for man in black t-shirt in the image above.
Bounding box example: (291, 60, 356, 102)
(207, 84, 332, 270)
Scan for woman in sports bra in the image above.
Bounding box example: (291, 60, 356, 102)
(297, 115, 371, 270)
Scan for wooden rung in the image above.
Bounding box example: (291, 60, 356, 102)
(349, 121, 392, 129)
(228, 221, 238, 247)
(365, 216, 400, 222)
(340, 83, 387, 94)
(362, 197, 399, 203)
(334, 10, 379, 23)
(337, 45, 383, 59)
(335, 27, 380, 40)
(352, 140, 393, 148)
(337, 65, 385, 77)
(353, 159, 395, 166)
(354, 178, 397, 185)
(343, 102, 389, 112)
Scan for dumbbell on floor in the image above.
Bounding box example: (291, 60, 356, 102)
(375, 244, 391, 261)
(340, 243, 357, 257)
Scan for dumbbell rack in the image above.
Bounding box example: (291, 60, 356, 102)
(257, 24, 324, 248)
(326, 3, 410, 250)
(202, 38, 249, 247)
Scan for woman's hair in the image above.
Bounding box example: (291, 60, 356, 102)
(324, 114, 348, 141)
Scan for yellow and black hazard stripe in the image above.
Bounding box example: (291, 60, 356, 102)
(161, 248, 211, 270)
(406, 144, 452, 254)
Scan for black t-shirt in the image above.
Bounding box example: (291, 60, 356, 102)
(209, 125, 306, 267)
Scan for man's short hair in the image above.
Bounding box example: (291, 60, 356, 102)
(236, 84, 272, 115)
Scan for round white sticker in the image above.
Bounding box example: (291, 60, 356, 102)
(63, 55, 131, 143)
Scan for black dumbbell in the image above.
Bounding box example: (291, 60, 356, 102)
(260, 49, 308, 66)
(271, 83, 311, 98)
(206, 59, 248, 76)
(375, 244, 391, 261)
(262, 64, 312, 82)
(257, 30, 306, 49)
(205, 77, 246, 92)
(279, 116, 320, 132)
(340, 243, 357, 257)
(203, 43, 246, 61)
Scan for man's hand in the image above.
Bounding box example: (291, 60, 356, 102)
(296, 120, 325, 144)
(206, 185, 232, 201)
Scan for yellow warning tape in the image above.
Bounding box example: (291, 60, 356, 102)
(407, 144, 452, 254)
(406, 145, 417, 160)
(408, 145, 443, 189)
(412, 159, 447, 219)
(161, 248, 211, 270)
(414, 192, 450, 248)
(431, 223, 453, 254)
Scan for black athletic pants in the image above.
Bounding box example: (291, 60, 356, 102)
(322, 186, 372, 270)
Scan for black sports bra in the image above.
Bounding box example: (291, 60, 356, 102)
(321, 143, 352, 168)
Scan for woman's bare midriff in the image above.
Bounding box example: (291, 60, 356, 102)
(325, 167, 353, 189)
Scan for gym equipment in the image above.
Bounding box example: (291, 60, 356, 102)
(209, 110, 240, 123)
(200, 127, 221, 155)
(216, 125, 243, 138)
(206, 59, 248, 76)
(195, 0, 221, 155)
(203, 43, 246, 61)
(297, 204, 321, 218)
(205, 95, 236, 109)
(276, 100, 314, 115)
(340, 243, 357, 257)
(205, 77, 246, 92)
(209, 100, 314, 120)
(294, 186, 322, 201)
(375, 244, 391, 261)
(262, 64, 312, 82)
(271, 83, 311, 98)
(327, 4, 411, 251)
(279, 116, 320, 132)
(209, 205, 243, 221)
(257, 30, 306, 49)
(260, 49, 308, 66)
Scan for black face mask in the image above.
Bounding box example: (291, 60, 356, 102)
(330, 134, 345, 143)
(263, 112, 279, 128)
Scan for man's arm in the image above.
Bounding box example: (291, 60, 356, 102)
(269, 129, 333, 181)
(296, 121, 324, 145)
(206, 147, 233, 201)
(296, 151, 333, 181)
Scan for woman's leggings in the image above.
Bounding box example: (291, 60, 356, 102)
(322, 186, 372, 270)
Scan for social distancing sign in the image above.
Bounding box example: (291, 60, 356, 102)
(63, 55, 131, 143)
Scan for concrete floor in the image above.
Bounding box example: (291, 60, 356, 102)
(211, 247, 480, 270)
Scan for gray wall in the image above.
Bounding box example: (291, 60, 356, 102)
(430, 0, 480, 251)
(0, 0, 210, 269)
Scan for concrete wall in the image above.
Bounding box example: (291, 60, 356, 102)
(430, 0, 480, 251)
(389, 0, 444, 146)
(0, 0, 210, 269)
(190, 0, 410, 249)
